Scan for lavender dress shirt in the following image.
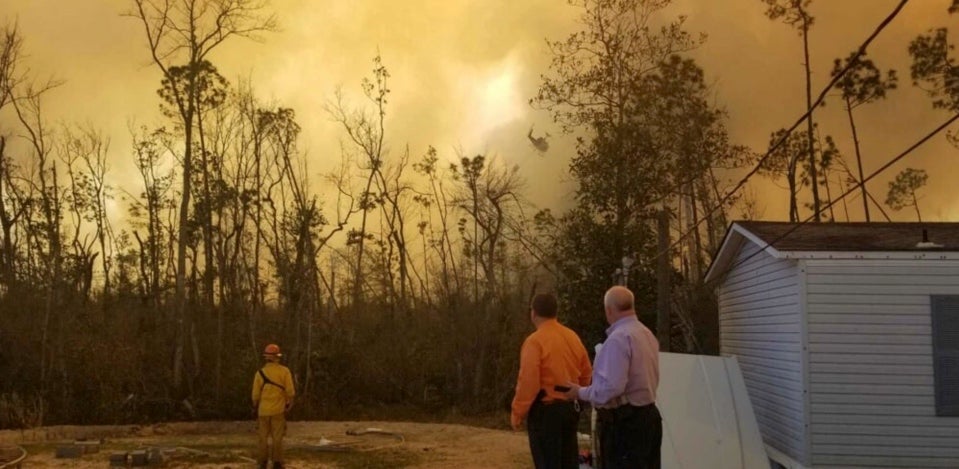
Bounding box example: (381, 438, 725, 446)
(577, 315, 660, 408)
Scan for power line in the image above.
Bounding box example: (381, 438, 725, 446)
(706, 111, 959, 286)
(660, 0, 910, 259)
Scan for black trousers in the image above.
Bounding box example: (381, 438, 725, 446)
(527, 400, 580, 469)
(596, 403, 662, 469)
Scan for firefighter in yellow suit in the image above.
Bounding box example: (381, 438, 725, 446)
(252, 343, 296, 469)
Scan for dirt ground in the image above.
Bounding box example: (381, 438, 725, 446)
(0, 421, 535, 468)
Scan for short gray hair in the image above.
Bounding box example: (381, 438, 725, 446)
(604, 286, 634, 312)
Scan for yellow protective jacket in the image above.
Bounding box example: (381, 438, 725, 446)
(252, 362, 296, 417)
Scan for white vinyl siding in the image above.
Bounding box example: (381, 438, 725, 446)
(805, 260, 959, 468)
(719, 242, 807, 465)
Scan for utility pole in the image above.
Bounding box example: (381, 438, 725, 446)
(621, 255, 634, 287)
(656, 210, 671, 352)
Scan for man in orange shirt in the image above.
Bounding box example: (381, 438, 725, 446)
(511, 293, 592, 469)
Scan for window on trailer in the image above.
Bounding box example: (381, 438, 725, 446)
(932, 295, 959, 417)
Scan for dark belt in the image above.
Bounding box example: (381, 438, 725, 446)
(538, 399, 576, 407)
(531, 389, 581, 412)
(596, 402, 656, 423)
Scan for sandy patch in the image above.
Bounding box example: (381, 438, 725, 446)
(0, 421, 533, 468)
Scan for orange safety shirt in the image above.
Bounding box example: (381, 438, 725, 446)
(511, 318, 592, 428)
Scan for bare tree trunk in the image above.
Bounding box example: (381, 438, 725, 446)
(822, 168, 835, 222)
(471, 178, 479, 304)
(801, 7, 821, 221)
(42, 164, 62, 397)
(251, 126, 263, 357)
(698, 176, 718, 256)
(352, 172, 375, 305)
(430, 172, 459, 297)
(676, 193, 687, 279)
(845, 98, 870, 221)
(0, 138, 15, 288)
(706, 167, 727, 253)
(148, 164, 162, 315)
(687, 184, 703, 280)
(913, 193, 922, 222)
(867, 190, 892, 222)
(305, 254, 324, 401)
(838, 176, 851, 222)
(787, 167, 799, 222)
(196, 95, 222, 402)
(840, 161, 892, 222)
(173, 105, 194, 393)
(656, 210, 670, 351)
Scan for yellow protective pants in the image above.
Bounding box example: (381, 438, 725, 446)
(257, 414, 286, 464)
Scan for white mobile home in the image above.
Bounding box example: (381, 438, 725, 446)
(705, 222, 959, 468)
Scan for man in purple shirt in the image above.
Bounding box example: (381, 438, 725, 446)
(564, 286, 662, 469)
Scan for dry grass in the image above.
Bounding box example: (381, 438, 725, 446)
(2, 420, 533, 468)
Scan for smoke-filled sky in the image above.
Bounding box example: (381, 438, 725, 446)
(2, 0, 958, 222)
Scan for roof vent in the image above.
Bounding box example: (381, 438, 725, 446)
(916, 228, 944, 249)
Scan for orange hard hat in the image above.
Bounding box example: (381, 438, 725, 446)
(263, 344, 282, 357)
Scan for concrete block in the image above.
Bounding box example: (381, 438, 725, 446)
(147, 448, 164, 465)
(55, 445, 83, 459)
(74, 440, 100, 454)
(130, 449, 148, 466)
(109, 452, 128, 467)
